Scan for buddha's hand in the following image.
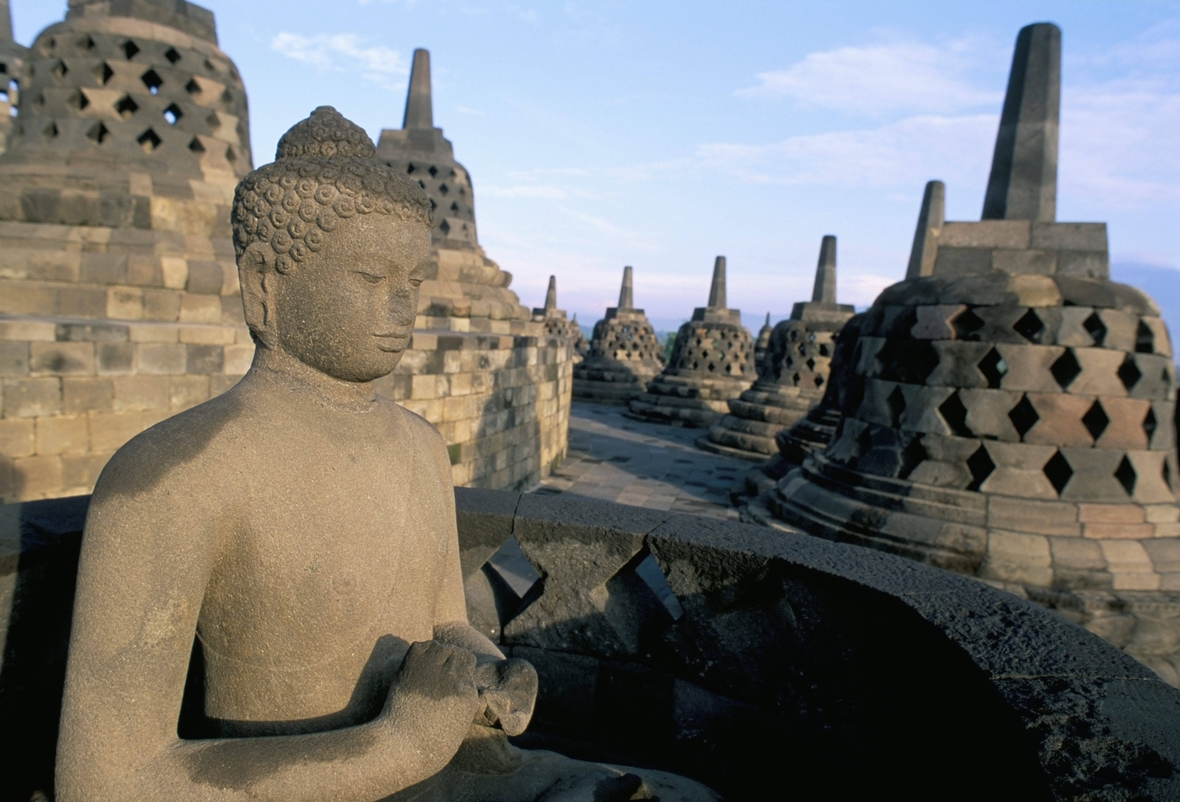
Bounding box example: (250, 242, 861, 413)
(473, 658, 538, 736)
(383, 641, 481, 759)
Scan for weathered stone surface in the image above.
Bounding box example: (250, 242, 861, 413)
(762, 21, 1180, 685)
(8, 490, 1180, 799)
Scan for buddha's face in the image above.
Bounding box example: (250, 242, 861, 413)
(271, 213, 430, 382)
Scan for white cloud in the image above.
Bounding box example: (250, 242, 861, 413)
(738, 38, 1003, 115)
(482, 185, 570, 199)
(271, 33, 407, 88)
(694, 113, 996, 189)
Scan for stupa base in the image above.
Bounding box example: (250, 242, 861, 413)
(766, 455, 1180, 686)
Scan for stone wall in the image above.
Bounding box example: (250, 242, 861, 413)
(4, 491, 1180, 799)
(0, 220, 250, 502)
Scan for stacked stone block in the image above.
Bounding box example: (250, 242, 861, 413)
(0, 0, 251, 502)
(572, 266, 664, 404)
(372, 49, 571, 490)
(629, 256, 754, 426)
(700, 235, 854, 460)
(766, 23, 1180, 684)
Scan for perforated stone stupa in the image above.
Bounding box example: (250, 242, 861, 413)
(700, 235, 854, 460)
(0, 0, 28, 151)
(371, 49, 571, 489)
(0, 0, 254, 502)
(572, 265, 664, 404)
(532, 275, 586, 361)
(767, 23, 1180, 684)
(629, 256, 755, 426)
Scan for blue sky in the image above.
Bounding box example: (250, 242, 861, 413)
(12, 1, 1180, 338)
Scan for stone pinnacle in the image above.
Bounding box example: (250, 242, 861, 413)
(907, 181, 945, 279)
(982, 22, 1060, 222)
(708, 256, 727, 308)
(0, 0, 12, 43)
(618, 265, 634, 309)
(811, 236, 837, 304)
(403, 48, 433, 130)
(545, 275, 557, 313)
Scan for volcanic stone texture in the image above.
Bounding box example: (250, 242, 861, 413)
(769, 232, 1180, 682)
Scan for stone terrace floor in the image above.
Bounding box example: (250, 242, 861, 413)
(529, 401, 749, 520)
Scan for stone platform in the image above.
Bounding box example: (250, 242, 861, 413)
(531, 401, 747, 521)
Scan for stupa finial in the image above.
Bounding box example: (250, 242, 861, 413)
(544, 275, 557, 313)
(907, 181, 945, 279)
(618, 266, 634, 309)
(708, 256, 727, 308)
(812, 236, 837, 304)
(402, 48, 433, 130)
(982, 23, 1060, 222)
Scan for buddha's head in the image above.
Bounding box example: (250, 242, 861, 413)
(232, 107, 433, 382)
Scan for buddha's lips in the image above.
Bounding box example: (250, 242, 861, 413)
(374, 333, 410, 352)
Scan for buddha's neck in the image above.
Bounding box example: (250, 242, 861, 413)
(250, 347, 379, 413)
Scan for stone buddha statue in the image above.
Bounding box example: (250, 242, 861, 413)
(55, 108, 715, 802)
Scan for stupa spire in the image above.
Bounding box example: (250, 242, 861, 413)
(1, 0, 13, 42)
(982, 23, 1060, 222)
(544, 275, 558, 313)
(811, 236, 837, 304)
(403, 48, 434, 130)
(708, 256, 727, 308)
(907, 181, 945, 280)
(618, 266, 634, 309)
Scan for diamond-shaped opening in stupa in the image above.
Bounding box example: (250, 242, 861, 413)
(1114, 456, 1137, 496)
(1050, 349, 1082, 390)
(1008, 394, 1040, 439)
(1043, 450, 1074, 496)
(966, 445, 995, 492)
(1081, 400, 1110, 441)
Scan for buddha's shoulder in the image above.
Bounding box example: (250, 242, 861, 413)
(383, 398, 444, 444)
(93, 383, 258, 501)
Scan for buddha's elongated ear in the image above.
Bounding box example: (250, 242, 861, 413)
(238, 244, 278, 349)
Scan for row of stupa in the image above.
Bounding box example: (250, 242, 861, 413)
(0, 0, 572, 501)
(566, 240, 856, 464)
(736, 24, 1178, 686)
(564, 21, 1180, 686)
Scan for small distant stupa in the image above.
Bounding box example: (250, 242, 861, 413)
(753, 313, 773, 376)
(573, 265, 664, 404)
(0, 0, 28, 151)
(700, 236, 854, 459)
(629, 256, 755, 426)
(532, 275, 587, 361)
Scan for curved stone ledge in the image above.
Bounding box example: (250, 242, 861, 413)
(2, 491, 1180, 798)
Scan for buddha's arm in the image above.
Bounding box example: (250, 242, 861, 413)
(56, 460, 477, 802)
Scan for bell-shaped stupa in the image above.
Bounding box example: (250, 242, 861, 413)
(0, 0, 28, 151)
(0, 0, 255, 502)
(532, 275, 587, 360)
(700, 236, 854, 459)
(629, 256, 755, 426)
(768, 23, 1180, 684)
(753, 313, 773, 376)
(371, 49, 572, 490)
(572, 265, 664, 404)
